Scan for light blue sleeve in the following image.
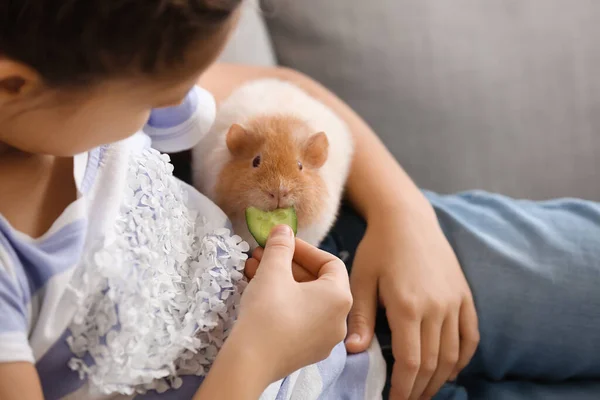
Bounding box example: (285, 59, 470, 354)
(142, 85, 217, 154)
(0, 240, 33, 363)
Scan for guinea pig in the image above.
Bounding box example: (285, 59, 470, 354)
(192, 78, 354, 249)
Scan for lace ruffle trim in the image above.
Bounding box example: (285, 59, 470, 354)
(65, 148, 248, 395)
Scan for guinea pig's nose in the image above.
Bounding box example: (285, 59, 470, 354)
(266, 188, 290, 202)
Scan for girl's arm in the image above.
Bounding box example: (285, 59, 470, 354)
(199, 63, 479, 399)
(193, 333, 271, 400)
(0, 362, 44, 400)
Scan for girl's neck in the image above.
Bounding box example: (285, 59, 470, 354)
(0, 150, 76, 238)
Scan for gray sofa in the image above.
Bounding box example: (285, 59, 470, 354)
(219, 0, 600, 201)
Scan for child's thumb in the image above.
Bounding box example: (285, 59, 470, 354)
(258, 225, 296, 277)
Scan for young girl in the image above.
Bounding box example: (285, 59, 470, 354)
(0, 0, 365, 398)
(0, 1, 480, 399)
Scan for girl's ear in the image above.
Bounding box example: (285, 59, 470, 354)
(302, 131, 329, 168)
(225, 123, 263, 158)
(0, 59, 41, 105)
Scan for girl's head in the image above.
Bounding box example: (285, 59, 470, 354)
(0, 0, 241, 156)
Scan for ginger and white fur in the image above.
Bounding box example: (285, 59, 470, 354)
(192, 79, 354, 249)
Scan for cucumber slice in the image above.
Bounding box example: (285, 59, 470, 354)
(245, 207, 298, 247)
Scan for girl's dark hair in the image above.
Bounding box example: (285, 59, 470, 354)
(0, 0, 241, 86)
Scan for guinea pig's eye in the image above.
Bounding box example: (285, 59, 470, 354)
(252, 155, 261, 168)
(297, 160, 303, 171)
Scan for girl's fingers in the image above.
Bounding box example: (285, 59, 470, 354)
(389, 315, 421, 399)
(244, 257, 260, 280)
(453, 297, 480, 378)
(249, 247, 317, 282)
(408, 317, 443, 399)
(292, 238, 343, 276)
(422, 313, 460, 398)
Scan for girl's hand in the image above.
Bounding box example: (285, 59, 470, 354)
(236, 225, 352, 384)
(346, 208, 480, 400)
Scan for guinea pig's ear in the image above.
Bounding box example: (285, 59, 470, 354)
(302, 132, 329, 169)
(226, 124, 260, 157)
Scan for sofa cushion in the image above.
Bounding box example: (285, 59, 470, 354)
(263, 0, 600, 200)
(218, 0, 276, 66)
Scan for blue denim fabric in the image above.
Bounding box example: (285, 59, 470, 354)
(321, 190, 600, 399)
